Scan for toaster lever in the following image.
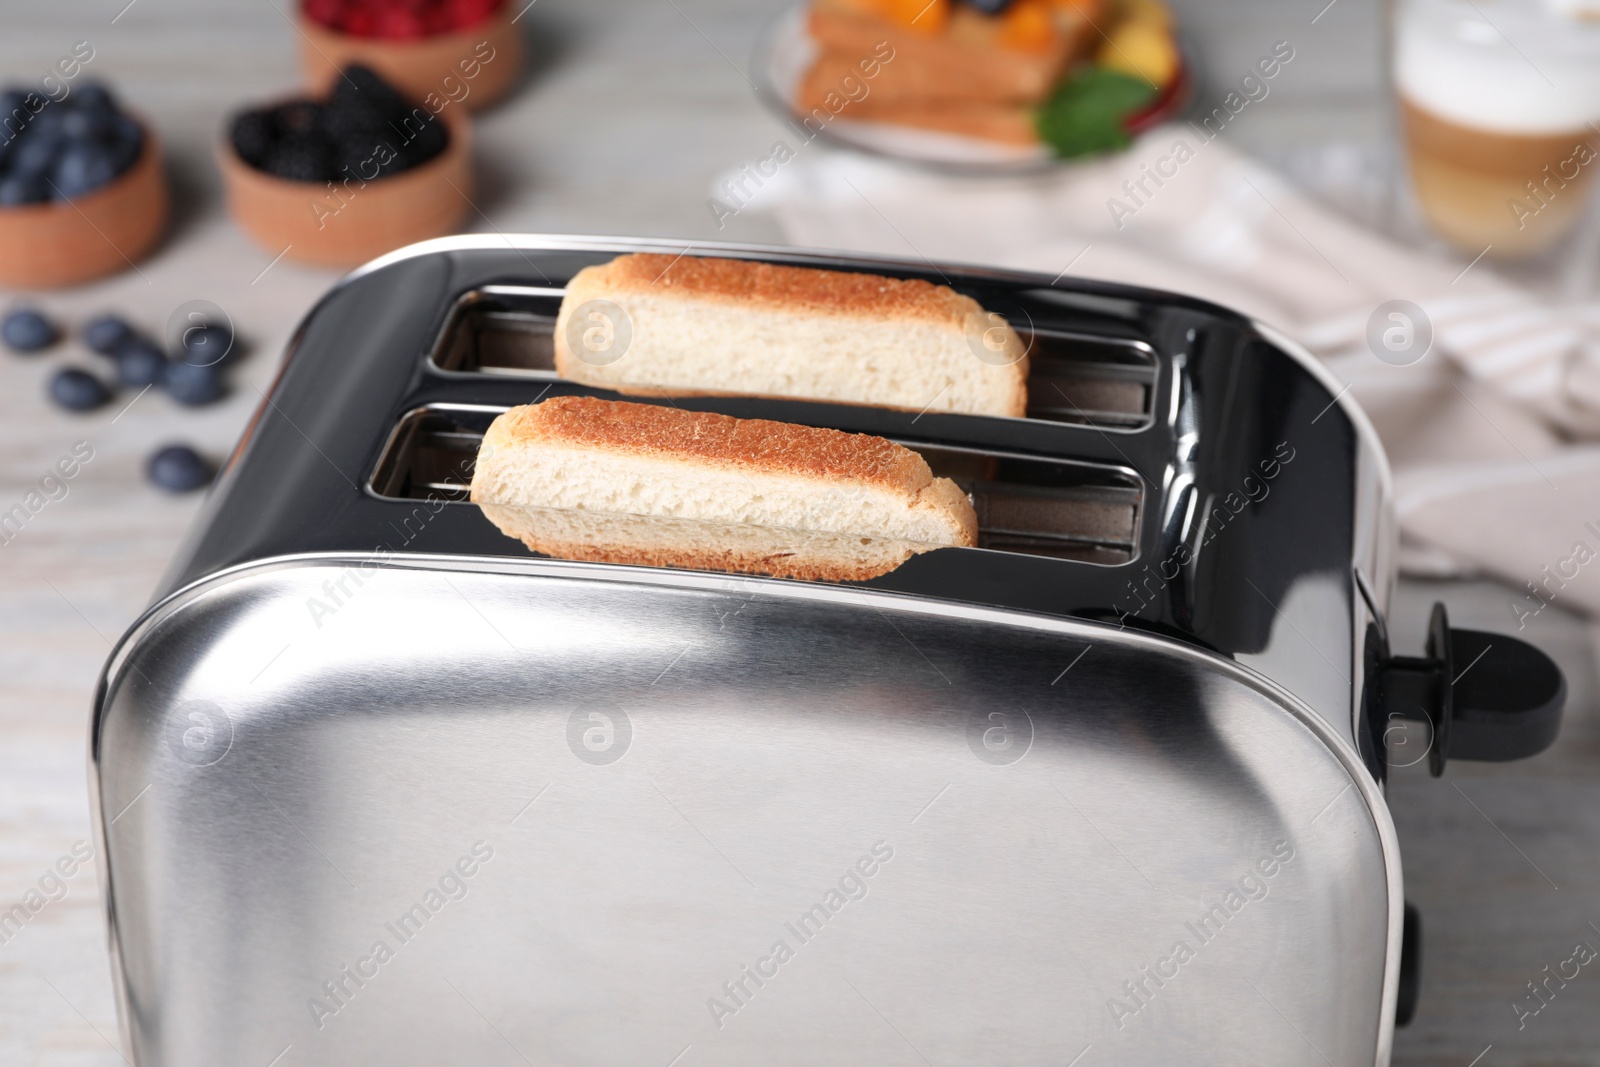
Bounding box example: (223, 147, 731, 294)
(1380, 603, 1566, 776)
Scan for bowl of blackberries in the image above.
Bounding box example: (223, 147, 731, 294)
(0, 82, 169, 288)
(298, 0, 523, 112)
(220, 65, 470, 269)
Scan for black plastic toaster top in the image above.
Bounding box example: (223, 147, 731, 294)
(161, 236, 1363, 669)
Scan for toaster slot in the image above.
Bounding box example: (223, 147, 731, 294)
(911, 443, 1140, 564)
(372, 407, 1142, 565)
(432, 287, 564, 375)
(431, 286, 1156, 429)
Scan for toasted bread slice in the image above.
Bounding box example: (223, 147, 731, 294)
(800, 73, 1042, 145)
(553, 254, 1030, 419)
(801, 49, 1031, 109)
(808, 3, 1083, 104)
(470, 396, 979, 581)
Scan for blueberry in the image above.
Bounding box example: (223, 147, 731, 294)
(72, 83, 116, 114)
(83, 313, 133, 354)
(2, 308, 58, 352)
(0, 90, 27, 123)
(147, 444, 213, 493)
(49, 367, 112, 412)
(112, 336, 166, 387)
(163, 359, 224, 406)
(62, 108, 116, 142)
(53, 143, 119, 199)
(11, 130, 62, 180)
(0, 172, 48, 205)
(178, 323, 235, 368)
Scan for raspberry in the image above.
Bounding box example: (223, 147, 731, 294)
(303, 0, 344, 28)
(342, 8, 378, 35)
(375, 8, 426, 38)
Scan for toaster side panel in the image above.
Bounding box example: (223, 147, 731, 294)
(94, 558, 1400, 1067)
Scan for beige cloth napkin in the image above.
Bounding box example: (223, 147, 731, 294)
(742, 126, 1600, 622)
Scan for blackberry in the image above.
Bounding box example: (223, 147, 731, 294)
(232, 66, 448, 184)
(276, 101, 324, 138)
(265, 136, 335, 182)
(230, 110, 278, 168)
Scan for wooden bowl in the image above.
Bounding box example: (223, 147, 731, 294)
(297, 3, 525, 112)
(0, 125, 169, 289)
(219, 106, 472, 270)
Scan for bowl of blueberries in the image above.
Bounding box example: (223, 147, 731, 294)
(0, 82, 169, 288)
(219, 65, 470, 269)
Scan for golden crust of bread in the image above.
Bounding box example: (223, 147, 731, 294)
(478, 503, 931, 582)
(802, 50, 1034, 107)
(799, 77, 1040, 145)
(568, 253, 983, 330)
(807, 7, 1074, 101)
(483, 397, 975, 540)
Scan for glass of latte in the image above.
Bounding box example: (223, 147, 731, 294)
(1395, 0, 1600, 259)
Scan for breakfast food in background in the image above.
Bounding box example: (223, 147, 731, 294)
(298, 0, 523, 111)
(220, 65, 471, 268)
(1394, 0, 1600, 257)
(471, 397, 979, 581)
(554, 254, 1030, 418)
(797, 0, 1182, 156)
(0, 82, 169, 288)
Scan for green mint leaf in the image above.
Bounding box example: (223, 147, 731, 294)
(1035, 67, 1159, 159)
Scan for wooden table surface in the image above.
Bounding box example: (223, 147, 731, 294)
(1, 1, 1595, 1063)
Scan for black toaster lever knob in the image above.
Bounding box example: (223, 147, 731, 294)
(1380, 602, 1565, 776)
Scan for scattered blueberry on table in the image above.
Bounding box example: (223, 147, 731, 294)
(2, 307, 59, 353)
(163, 359, 225, 406)
(179, 322, 235, 368)
(112, 335, 167, 387)
(83, 313, 134, 354)
(146, 444, 213, 493)
(49, 367, 112, 412)
(0, 82, 145, 205)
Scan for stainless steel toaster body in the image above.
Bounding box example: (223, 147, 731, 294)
(95, 237, 1409, 1066)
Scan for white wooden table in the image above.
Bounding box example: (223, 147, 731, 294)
(1, 1, 1594, 1063)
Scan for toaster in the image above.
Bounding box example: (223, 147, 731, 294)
(91, 236, 1566, 1067)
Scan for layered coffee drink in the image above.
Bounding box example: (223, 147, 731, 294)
(1396, 0, 1600, 257)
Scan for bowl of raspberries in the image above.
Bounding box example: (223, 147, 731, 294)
(0, 82, 169, 288)
(298, 0, 524, 112)
(219, 65, 471, 269)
